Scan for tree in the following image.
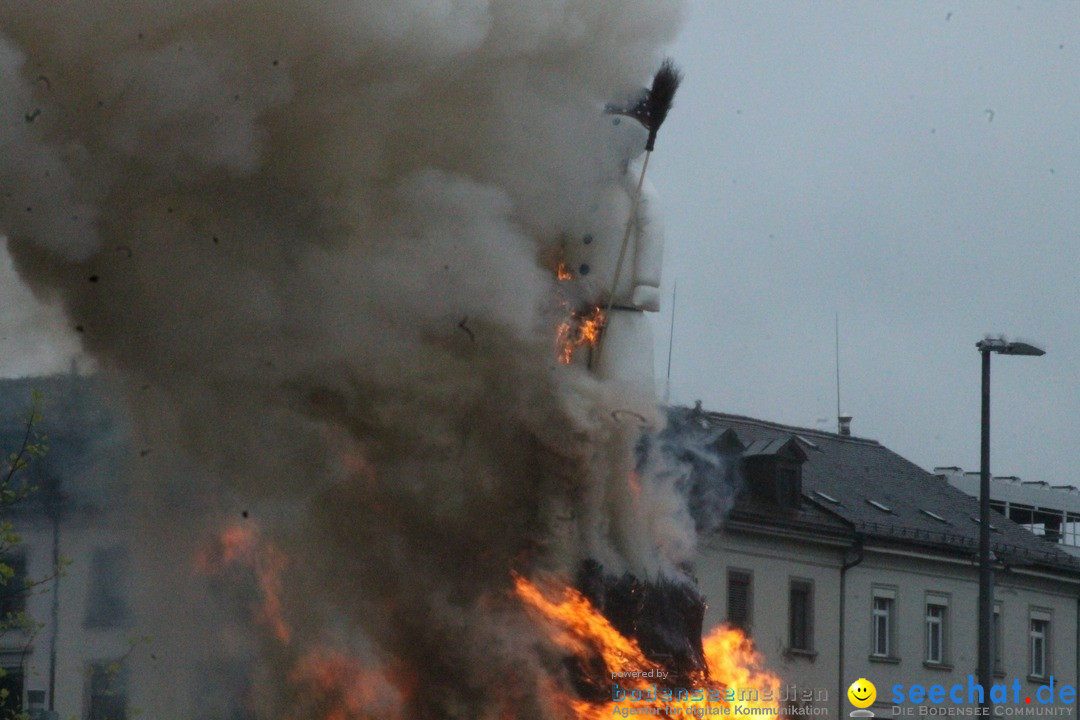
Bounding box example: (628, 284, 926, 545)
(0, 391, 48, 719)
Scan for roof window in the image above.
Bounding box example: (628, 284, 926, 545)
(814, 490, 840, 504)
(920, 509, 948, 523)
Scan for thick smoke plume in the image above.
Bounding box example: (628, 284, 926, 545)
(0, 2, 685, 717)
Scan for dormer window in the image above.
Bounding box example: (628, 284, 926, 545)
(740, 436, 809, 510)
(777, 466, 801, 507)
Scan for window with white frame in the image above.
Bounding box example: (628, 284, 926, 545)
(871, 588, 896, 658)
(926, 602, 947, 664)
(1030, 613, 1050, 679)
(788, 579, 813, 651)
(85, 546, 133, 628)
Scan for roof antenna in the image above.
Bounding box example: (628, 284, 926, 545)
(663, 280, 677, 404)
(835, 313, 852, 436)
(835, 312, 842, 433)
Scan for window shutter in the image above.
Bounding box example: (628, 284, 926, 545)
(728, 571, 751, 629)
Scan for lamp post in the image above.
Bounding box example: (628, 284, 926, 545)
(976, 337, 1044, 708)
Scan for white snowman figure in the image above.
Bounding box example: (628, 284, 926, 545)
(561, 92, 665, 418)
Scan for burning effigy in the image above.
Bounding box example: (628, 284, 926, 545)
(0, 2, 779, 718)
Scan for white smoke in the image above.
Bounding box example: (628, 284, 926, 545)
(0, 244, 87, 376)
(0, 2, 686, 717)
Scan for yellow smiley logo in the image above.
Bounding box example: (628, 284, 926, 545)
(848, 678, 876, 708)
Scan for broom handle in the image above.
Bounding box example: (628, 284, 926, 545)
(593, 150, 652, 369)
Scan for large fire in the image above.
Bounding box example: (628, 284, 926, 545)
(196, 526, 780, 718)
(515, 573, 781, 720)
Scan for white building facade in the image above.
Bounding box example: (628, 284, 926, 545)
(0, 376, 143, 720)
(679, 408, 1080, 719)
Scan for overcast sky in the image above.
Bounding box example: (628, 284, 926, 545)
(1, 2, 1076, 483)
(651, 1, 1079, 482)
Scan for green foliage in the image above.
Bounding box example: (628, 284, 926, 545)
(2, 390, 45, 501)
(0, 390, 50, 720)
(83, 638, 148, 720)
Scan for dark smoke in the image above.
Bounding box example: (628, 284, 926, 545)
(0, 2, 687, 717)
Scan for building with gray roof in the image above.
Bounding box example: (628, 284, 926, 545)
(671, 404, 1080, 718)
(938, 467, 1080, 558)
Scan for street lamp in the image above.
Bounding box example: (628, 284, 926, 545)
(976, 337, 1045, 708)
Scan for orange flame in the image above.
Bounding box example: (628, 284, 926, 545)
(557, 262, 574, 281)
(514, 574, 781, 720)
(198, 524, 415, 719)
(556, 307, 606, 365)
(196, 522, 292, 645)
(287, 650, 405, 720)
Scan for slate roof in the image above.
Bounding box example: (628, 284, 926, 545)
(724, 494, 852, 541)
(675, 406, 1080, 573)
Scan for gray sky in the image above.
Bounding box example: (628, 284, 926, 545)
(651, 1, 1079, 482)
(1, 2, 1076, 483)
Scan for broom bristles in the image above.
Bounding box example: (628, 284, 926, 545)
(645, 58, 683, 151)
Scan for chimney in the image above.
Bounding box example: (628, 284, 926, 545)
(838, 415, 852, 437)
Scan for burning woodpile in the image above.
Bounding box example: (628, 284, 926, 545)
(516, 572, 781, 719)
(574, 560, 707, 693)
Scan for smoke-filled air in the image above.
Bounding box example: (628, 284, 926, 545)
(0, 2, 700, 718)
